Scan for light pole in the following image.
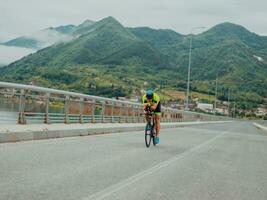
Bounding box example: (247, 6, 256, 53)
(228, 88, 230, 117)
(185, 27, 206, 110)
(214, 71, 219, 115)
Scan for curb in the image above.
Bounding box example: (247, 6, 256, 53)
(0, 121, 232, 143)
(253, 122, 267, 132)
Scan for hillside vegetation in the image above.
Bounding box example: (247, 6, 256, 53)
(1, 17, 266, 110)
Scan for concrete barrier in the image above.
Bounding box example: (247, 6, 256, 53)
(253, 122, 267, 132)
(0, 121, 233, 143)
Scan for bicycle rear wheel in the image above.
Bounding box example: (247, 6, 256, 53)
(145, 123, 151, 147)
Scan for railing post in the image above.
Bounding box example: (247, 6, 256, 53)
(166, 112, 168, 122)
(131, 105, 135, 123)
(126, 105, 129, 123)
(137, 107, 141, 123)
(141, 107, 144, 123)
(91, 100, 96, 123)
(138, 106, 141, 123)
(111, 102, 114, 123)
(18, 89, 26, 124)
(119, 105, 122, 123)
(143, 107, 146, 123)
(134, 106, 136, 123)
(64, 95, 70, 124)
(102, 101, 105, 123)
(44, 93, 50, 124)
(134, 106, 137, 123)
(79, 97, 84, 124)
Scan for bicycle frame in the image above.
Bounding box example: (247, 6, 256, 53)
(145, 108, 156, 147)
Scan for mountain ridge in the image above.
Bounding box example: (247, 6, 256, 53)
(0, 17, 266, 110)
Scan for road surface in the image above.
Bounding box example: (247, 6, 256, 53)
(0, 122, 267, 200)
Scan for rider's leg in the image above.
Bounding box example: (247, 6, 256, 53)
(145, 114, 150, 123)
(145, 114, 151, 130)
(155, 115, 161, 137)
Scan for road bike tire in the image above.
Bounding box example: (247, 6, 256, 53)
(152, 126, 156, 146)
(145, 123, 151, 147)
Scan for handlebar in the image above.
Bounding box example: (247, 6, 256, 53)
(145, 105, 155, 115)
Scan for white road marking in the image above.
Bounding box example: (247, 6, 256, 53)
(82, 126, 237, 200)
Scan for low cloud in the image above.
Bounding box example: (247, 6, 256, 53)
(0, 28, 75, 66)
(29, 29, 75, 49)
(0, 45, 35, 66)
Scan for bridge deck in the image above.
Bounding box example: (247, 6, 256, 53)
(0, 122, 267, 200)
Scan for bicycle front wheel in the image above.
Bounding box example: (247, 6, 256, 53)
(145, 124, 151, 147)
(151, 125, 156, 146)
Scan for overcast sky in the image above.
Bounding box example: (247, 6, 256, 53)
(1, 0, 267, 41)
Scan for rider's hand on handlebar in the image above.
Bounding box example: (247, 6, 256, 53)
(145, 103, 154, 113)
(144, 103, 150, 110)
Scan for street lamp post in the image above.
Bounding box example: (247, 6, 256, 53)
(214, 71, 219, 115)
(228, 88, 230, 117)
(185, 27, 206, 110)
(185, 35, 192, 110)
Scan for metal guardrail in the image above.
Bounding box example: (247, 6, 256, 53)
(0, 81, 230, 124)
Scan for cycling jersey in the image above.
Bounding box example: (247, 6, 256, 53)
(142, 93, 161, 114)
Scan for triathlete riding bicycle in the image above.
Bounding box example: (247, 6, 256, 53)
(142, 90, 161, 144)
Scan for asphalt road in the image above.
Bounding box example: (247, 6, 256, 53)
(1, 122, 267, 200)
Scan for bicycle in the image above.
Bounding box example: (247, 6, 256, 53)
(144, 107, 157, 147)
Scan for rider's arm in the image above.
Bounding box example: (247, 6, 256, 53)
(142, 95, 150, 110)
(151, 103, 158, 111)
(150, 94, 160, 111)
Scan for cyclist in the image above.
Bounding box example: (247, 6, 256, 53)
(142, 90, 161, 144)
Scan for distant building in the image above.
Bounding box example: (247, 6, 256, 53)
(197, 103, 213, 112)
(1, 88, 16, 98)
(130, 97, 139, 102)
(256, 107, 267, 116)
(117, 97, 126, 101)
(215, 108, 226, 115)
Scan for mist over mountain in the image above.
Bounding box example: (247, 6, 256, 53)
(0, 17, 266, 109)
(0, 45, 35, 66)
(0, 20, 94, 65)
(1, 20, 97, 51)
(2, 25, 77, 50)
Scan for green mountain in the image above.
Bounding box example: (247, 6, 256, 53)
(3, 17, 167, 68)
(197, 22, 267, 50)
(3, 36, 40, 49)
(128, 27, 183, 52)
(0, 18, 266, 110)
(73, 19, 95, 35)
